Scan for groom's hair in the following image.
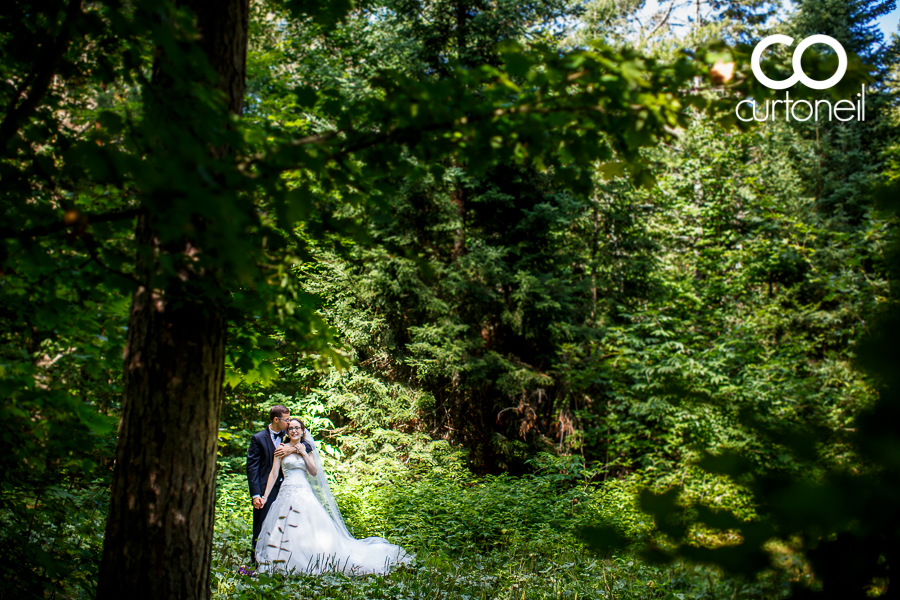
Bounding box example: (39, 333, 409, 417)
(269, 404, 289, 421)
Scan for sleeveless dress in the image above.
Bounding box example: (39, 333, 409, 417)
(255, 452, 412, 575)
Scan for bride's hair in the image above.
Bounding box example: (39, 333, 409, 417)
(289, 417, 306, 433)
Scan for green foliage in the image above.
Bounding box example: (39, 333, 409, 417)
(0, 481, 110, 598)
(212, 551, 744, 600)
(2, 0, 898, 597)
(576, 3, 900, 595)
(212, 442, 788, 600)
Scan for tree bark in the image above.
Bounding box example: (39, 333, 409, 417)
(97, 1, 248, 599)
(452, 182, 467, 259)
(590, 197, 599, 324)
(97, 255, 227, 599)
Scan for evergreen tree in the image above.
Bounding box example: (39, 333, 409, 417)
(792, 0, 895, 63)
(292, 0, 617, 471)
(608, 3, 900, 596)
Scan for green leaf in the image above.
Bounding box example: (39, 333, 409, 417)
(294, 85, 318, 109)
(97, 110, 125, 135)
(580, 525, 630, 556)
(283, 0, 353, 27)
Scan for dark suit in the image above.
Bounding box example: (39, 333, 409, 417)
(247, 427, 284, 558)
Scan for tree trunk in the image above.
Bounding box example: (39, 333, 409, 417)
(97, 253, 227, 599)
(97, 1, 248, 599)
(452, 183, 467, 259)
(590, 197, 599, 324)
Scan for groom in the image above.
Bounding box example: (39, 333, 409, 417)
(246, 404, 300, 562)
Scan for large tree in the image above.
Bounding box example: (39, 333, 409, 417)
(96, 1, 247, 597)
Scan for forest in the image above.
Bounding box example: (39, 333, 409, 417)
(2, 0, 900, 598)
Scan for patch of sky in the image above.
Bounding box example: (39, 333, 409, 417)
(632, 0, 899, 40)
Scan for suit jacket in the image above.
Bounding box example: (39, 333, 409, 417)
(247, 427, 285, 498)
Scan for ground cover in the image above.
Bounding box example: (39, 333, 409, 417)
(210, 443, 790, 600)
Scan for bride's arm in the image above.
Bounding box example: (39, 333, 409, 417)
(298, 444, 317, 476)
(261, 456, 282, 503)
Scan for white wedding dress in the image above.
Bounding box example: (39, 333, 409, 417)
(255, 445, 411, 575)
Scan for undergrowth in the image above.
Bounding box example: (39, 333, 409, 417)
(213, 441, 791, 600)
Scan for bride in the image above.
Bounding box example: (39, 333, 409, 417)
(256, 418, 412, 575)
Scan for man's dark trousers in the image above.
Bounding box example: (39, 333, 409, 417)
(247, 428, 284, 562)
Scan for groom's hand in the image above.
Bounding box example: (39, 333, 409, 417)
(274, 445, 295, 458)
(252, 496, 264, 509)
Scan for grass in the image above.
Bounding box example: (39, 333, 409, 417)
(211, 456, 791, 600)
(212, 532, 726, 600)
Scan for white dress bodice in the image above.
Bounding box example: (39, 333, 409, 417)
(281, 452, 307, 479)
(279, 452, 318, 497)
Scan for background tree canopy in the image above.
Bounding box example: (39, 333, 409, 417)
(1, 0, 898, 598)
